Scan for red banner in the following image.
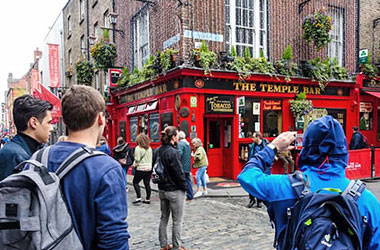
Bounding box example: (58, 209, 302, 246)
(33, 83, 61, 124)
(375, 148, 380, 177)
(48, 44, 60, 88)
(346, 149, 372, 180)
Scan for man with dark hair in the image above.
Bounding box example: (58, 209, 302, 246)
(349, 126, 367, 150)
(0, 95, 53, 181)
(158, 126, 188, 250)
(38, 85, 130, 249)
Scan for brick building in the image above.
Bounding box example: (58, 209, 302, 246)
(360, 0, 380, 65)
(114, 0, 357, 73)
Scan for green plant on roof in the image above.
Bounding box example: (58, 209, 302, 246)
(197, 41, 217, 75)
(274, 45, 298, 82)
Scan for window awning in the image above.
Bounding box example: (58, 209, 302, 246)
(145, 101, 158, 111)
(127, 101, 158, 115)
(364, 91, 380, 99)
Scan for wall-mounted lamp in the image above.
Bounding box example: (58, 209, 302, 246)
(101, 12, 125, 41)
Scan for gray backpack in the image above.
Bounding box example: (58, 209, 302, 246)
(0, 146, 103, 250)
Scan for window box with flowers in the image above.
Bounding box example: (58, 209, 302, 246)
(302, 9, 333, 51)
(75, 57, 94, 85)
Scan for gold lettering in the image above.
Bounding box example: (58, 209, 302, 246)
(273, 85, 281, 93)
(293, 86, 299, 94)
(281, 85, 286, 93)
(250, 83, 256, 91)
(315, 88, 321, 95)
(309, 88, 315, 94)
(303, 87, 309, 94)
(241, 83, 250, 91)
(261, 84, 267, 92)
(233, 82, 240, 90)
(268, 84, 274, 92)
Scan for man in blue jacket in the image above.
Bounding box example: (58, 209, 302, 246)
(238, 116, 380, 249)
(44, 85, 130, 250)
(0, 95, 53, 181)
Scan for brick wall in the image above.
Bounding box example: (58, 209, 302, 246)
(360, 0, 380, 65)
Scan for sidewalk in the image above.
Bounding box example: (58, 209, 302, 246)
(126, 174, 249, 198)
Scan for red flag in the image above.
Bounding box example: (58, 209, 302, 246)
(48, 44, 61, 88)
(33, 83, 61, 124)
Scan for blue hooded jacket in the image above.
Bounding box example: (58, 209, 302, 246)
(238, 116, 380, 249)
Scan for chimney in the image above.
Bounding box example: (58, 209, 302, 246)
(34, 48, 42, 62)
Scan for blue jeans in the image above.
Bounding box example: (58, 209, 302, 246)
(185, 173, 193, 199)
(195, 166, 207, 188)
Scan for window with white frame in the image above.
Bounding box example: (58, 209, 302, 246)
(95, 71, 100, 90)
(225, 0, 267, 57)
(328, 8, 344, 66)
(80, 35, 86, 56)
(68, 49, 72, 65)
(67, 15, 72, 36)
(79, 0, 85, 21)
(132, 9, 150, 69)
(104, 10, 110, 29)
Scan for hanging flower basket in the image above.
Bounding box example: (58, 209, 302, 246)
(75, 57, 94, 85)
(90, 40, 117, 70)
(302, 9, 333, 51)
(289, 92, 313, 118)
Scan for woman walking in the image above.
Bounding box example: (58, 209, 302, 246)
(191, 138, 209, 198)
(132, 133, 153, 204)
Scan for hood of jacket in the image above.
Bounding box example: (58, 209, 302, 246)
(113, 142, 129, 153)
(299, 115, 348, 175)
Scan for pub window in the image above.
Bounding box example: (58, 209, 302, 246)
(119, 121, 126, 141)
(262, 99, 282, 137)
(160, 112, 173, 130)
(129, 116, 138, 142)
(149, 113, 160, 142)
(224, 0, 267, 57)
(238, 97, 260, 138)
(359, 102, 373, 131)
(328, 7, 344, 66)
(326, 108, 346, 132)
(138, 115, 148, 135)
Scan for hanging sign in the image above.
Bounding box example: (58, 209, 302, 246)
(205, 95, 234, 114)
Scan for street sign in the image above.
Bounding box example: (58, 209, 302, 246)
(108, 68, 122, 87)
(359, 49, 368, 64)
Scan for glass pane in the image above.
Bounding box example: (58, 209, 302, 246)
(209, 121, 221, 148)
(129, 117, 138, 142)
(249, 10, 254, 27)
(260, 30, 265, 46)
(236, 27, 242, 42)
(224, 0, 229, 5)
(260, 0, 265, 11)
(260, 12, 265, 29)
(249, 47, 253, 57)
(248, 30, 253, 44)
(149, 113, 160, 143)
(236, 8, 241, 25)
(249, 0, 254, 9)
(237, 45, 243, 56)
(236, 0, 241, 7)
(243, 9, 248, 26)
(242, 0, 247, 8)
(225, 5, 230, 24)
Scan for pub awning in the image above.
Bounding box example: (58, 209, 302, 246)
(364, 91, 380, 99)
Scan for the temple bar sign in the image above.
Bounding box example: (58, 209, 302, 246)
(233, 82, 321, 95)
(205, 95, 235, 114)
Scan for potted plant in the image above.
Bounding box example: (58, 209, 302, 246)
(303, 57, 330, 90)
(302, 9, 333, 51)
(250, 49, 275, 76)
(75, 57, 94, 85)
(90, 30, 117, 70)
(274, 45, 298, 82)
(117, 67, 131, 87)
(193, 41, 217, 75)
(229, 47, 252, 79)
(160, 48, 178, 72)
(331, 57, 347, 80)
(289, 92, 313, 118)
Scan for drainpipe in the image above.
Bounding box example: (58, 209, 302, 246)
(356, 0, 360, 71)
(86, 0, 90, 60)
(112, 0, 116, 43)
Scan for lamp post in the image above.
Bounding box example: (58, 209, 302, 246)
(100, 12, 124, 43)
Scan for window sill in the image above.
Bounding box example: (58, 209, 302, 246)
(92, 0, 98, 8)
(79, 18, 85, 25)
(67, 33, 72, 40)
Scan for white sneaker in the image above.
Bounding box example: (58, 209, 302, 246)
(203, 191, 208, 195)
(193, 191, 202, 198)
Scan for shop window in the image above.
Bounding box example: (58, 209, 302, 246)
(139, 115, 148, 135)
(326, 108, 346, 132)
(149, 113, 160, 143)
(129, 117, 138, 142)
(209, 121, 221, 149)
(238, 97, 260, 138)
(263, 100, 282, 137)
(160, 112, 173, 130)
(119, 121, 126, 141)
(359, 102, 373, 131)
(225, 0, 267, 57)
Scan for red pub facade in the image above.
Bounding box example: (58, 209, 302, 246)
(107, 68, 380, 180)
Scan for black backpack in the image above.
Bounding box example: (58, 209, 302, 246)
(152, 148, 168, 184)
(277, 171, 371, 250)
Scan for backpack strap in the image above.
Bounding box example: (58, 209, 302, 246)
(55, 146, 104, 179)
(342, 180, 366, 201)
(288, 170, 311, 199)
(14, 159, 55, 185)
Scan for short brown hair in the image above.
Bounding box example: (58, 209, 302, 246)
(136, 133, 150, 149)
(61, 85, 105, 131)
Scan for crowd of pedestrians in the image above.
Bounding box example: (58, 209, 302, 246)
(0, 87, 379, 249)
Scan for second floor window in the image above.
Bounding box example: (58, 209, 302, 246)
(328, 8, 344, 66)
(133, 9, 149, 69)
(81, 35, 86, 56)
(68, 49, 72, 65)
(225, 0, 267, 57)
(94, 22, 99, 40)
(104, 10, 110, 29)
(67, 15, 72, 36)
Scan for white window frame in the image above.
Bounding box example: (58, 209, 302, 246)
(80, 35, 86, 56)
(133, 9, 150, 69)
(79, 0, 85, 21)
(225, 0, 267, 58)
(67, 15, 72, 35)
(328, 8, 344, 66)
(94, 22, 99, 41)
(104, 10, 110, 29)
(68, 49, 72, 65)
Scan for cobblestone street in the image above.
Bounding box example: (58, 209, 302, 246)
(127, 190, 274, 250)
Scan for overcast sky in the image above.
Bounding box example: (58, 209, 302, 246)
(0, 0, 68, 107)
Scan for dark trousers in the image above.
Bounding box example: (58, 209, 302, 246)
(133, 170, 152, 200)
(185, 173, 193, 199)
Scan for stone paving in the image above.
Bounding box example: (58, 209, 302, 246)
(127, 191, 275, 250)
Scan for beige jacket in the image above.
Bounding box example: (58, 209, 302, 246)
(134, 146, 153, 171)
(192, 146, 208, 169)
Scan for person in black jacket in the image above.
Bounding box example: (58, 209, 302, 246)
(349, 126, 366, 150)
(158, 126, 189, 250)
(112, 137, 134, 189)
